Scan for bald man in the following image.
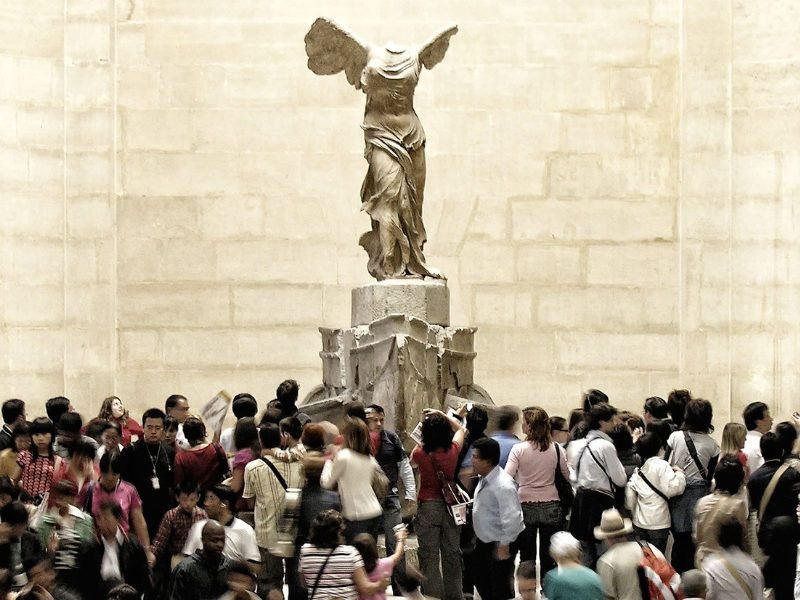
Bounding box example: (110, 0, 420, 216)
(170, 521, 231, 600)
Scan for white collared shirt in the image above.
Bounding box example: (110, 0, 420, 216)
(100, 529, 125, 581)
(743, 430, 764, 472)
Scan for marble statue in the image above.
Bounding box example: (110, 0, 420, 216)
(304, 17, 458, 281)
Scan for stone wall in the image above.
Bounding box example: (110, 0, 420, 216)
(1, 0, 798, 425)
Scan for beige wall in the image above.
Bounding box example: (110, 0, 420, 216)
(1, 0, 798, 426)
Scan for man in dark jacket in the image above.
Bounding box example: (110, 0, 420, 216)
(747, 432, 800, 600)
(76, 499, 151, 600)
(0, 501, 44, 591)
(119, 408, 175, 539)
(0, 399, 25, 452)
(170, 520, 230, 600)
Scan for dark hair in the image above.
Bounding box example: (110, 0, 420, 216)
(717, 517, 744, 550)
(774, 421, 798, 457)
(625, 415, 645, 433)
(165, 394, 187, 413)
(0, 501, 28, 525)
(394, 562, 425, 594)
(517, 560, 537, 580)
(259, 407, 283, 426)
(276, 380, 299, 406)
(586, 403, 617, 430)
(227, 559, 256, 581)
(207, 484, 236, 509)
(182, 416, 206, 445)
(107, 584, 140, 600)
(667, 389, 691, 428)
(682, 399, 713, 433)
(99, 498, 123, 520)
(101, 421, 122, 436)
(609, 424, 634, 452)
(57, 412, 82, 434)
(69, 438, 97, 461)
(0, 476, 16, 500)
(1, 399, 24, 426)
(99, 450, 122, 475)
(365, 404, 385, 415)
(29, 417, 56, 457)
(175, 480, 200, 497)
(646, 419, 672, 450)
(232, 394, 258, 419)
(309, 509, 344, 549)
(343, 418, 371, 456)
(164, 415, 178, 432)
(643, 397, 668, 419)
(142, 408, 166, 426)
(582, 389, 608, 413)
(45, 397, 70, 424)
(50, 479, 78, 498)
(713, 456, 744, 494)
(496, 405, 519, 431)
(636, 432, 662, 461)
(522, 406, 551, 451)
(549, 416, 567, 433)
(760, 431, 783, 461)
(345, 401, 366, 423)
(465, 405, 489, 447)
(352, 533, 378, 573)
(567, 409, 584, 432)
(279, 417, 302, 441)
(301, 423, 326, 452)
(421, 413, 454, 453)
(85, 418, 109, 442)
(233, 417, 259, 453)
(258, 423, 281, 450)
(472, 437, 500, 467)
(742, 402, 769, 432)
(12, 422, 30, 440)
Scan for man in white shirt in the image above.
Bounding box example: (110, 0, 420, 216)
(183, 484, 261, 572)
(742, 401, 772, 472)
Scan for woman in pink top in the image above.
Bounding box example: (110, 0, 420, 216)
(505, 406, 569, 574)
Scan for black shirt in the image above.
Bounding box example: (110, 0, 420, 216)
(119, 440, 175, 538)
(374, 430, 406, 490)
(747, 459, 800, 522)
(170, 551, 230, 600)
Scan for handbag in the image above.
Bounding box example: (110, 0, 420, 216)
(553, 443, 574, 513)
(371, 460, 390, 503)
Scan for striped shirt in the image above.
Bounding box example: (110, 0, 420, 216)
(242, 455, 303, 549)
(299, 544, 364, 600)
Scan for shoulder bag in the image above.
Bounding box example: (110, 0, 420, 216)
(553, 443, 574, 512)
(637, 467, 669, 502)
(308, 549, 335, 600)
(682, 432, 709, 482)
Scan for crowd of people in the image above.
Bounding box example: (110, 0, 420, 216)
(0, 385, 796, 600)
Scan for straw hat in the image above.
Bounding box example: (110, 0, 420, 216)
(593, 508, 633, 540)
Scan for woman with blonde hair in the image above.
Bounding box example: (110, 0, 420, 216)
(719, 422, 749, 478)
(321, 418, 384, 542)
(505, 406, 569, 574)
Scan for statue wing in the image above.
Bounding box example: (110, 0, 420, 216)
(417, 25, 458, 70)
(304, 17, 371, 90)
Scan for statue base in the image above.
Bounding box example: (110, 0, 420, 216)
(301, 280, 494, 447)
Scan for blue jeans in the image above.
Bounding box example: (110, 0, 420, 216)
(516, 501, 562, 574)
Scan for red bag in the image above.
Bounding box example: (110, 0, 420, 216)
(637, 541, 683, 600)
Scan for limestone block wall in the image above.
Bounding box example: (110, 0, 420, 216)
(1, 0, 798, 425)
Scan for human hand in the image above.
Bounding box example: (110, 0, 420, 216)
(395, 527, 408, 544)
(672, 465, 683, 473)
(495, 544, 510, 560)
(422, 408, 443, 418)
(146, 548, 156, 567)
(401, 499, 417, 515)
(631, 427, 644, 443)
(47, 532, 59, 555)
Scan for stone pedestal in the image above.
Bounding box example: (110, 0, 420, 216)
(300, 280, 493, 446)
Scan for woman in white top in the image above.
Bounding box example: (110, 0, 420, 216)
(321, 418, 383, 542)
(665, 398, 720, 574)
(625, 432, 686, 553)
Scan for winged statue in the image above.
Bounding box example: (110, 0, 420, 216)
(304, 17, 458, 281)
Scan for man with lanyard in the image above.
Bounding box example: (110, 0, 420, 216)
(365, 404, 417, 589)
(119, 408, 175, 542)
(568, 402, 628, 568)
